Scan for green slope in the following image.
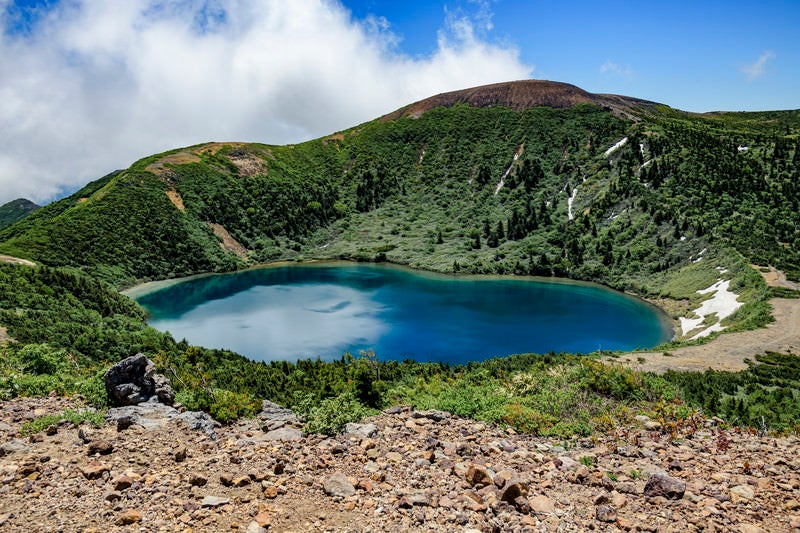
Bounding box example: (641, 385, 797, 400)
(0, 198, 40, 228)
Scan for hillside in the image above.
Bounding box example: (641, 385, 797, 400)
(0, 198, 40, 229)
(1, 80, 800, 436)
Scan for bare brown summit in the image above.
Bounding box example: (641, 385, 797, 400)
(381, 79, 660, 121)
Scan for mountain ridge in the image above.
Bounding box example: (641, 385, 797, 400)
(380, 79, 662, 121)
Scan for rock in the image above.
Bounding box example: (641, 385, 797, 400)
(115, 416, 134, 432)
(596, 505, 617, 522)
(556, 456, 579, 471)
(201, 496, 230, 507)
(245, 521, 267, 533)
(465, 464, 493, 486)
(259, 400, 299, 431)
(323, 472, 356, 497)
(116, 509, 142, 525)
(411, 409, 449, 422)
(529, 495, 556, 515)
(80, 461, 109, 480)
(113, 475, 133, 491)
(0, 438, 30, 456)
(643, 473, 686, 500)
(730, 484, 755, 504)
(189, 473, 207, 487)
(104, 353, 174, 406)
(738, 525, 766, 533)
(344, 422, 378, 439)
(174, 445, 187, 462)
(500, 481, 526, 504)
(86, 440, 113, 456)
(263, 427, 302, 441)
(233, 475, 251, 487)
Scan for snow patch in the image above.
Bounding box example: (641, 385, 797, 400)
(737, 145, 749, 152)
(494, 145, 524, 195)
(604, 137, 628, 157)
(567, 187, 578, 221)
(678, 278, 743, 339)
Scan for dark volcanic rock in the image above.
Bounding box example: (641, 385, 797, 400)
(104, 354, 174, 406)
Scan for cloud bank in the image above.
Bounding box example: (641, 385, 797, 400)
(0, 0, 532, 205)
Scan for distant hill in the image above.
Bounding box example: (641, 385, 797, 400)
(0, 198, 40, 228)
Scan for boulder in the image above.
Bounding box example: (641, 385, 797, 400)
(104, 354, 174, 406)
(344, 422, 379, 439)
(323, 472, 356, 497)
(643, 473, 686, 500)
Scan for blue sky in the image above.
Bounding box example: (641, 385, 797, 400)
(0, 0, 797, 204)
(340, 0, 798, 112)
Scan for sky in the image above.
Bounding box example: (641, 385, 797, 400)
(0, 0, 797, 206)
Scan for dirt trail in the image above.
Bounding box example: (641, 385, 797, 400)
(0, 254, 35, 266)
(615, 269, 800, 373)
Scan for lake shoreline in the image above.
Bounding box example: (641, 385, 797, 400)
(128, 260, 674, 364)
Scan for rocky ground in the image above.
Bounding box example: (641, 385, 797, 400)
(0, 396, 799, 532)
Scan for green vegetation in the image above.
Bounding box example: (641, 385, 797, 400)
(0, 91, 799, 435)
(0, 198, 40, 229)
(21, 408, 105, 436)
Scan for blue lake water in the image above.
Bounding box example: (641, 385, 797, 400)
(133, 263, 673, 364)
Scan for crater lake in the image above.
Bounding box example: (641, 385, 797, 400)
(131, 263, 673, 364)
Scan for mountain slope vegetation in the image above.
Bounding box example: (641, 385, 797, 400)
(0, 80, 799, 432)
(0, 198, 40, 229)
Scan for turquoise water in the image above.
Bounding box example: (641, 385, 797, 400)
(134, 263, 672, 364)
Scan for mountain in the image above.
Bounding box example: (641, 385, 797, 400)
(381, 79, 660, 120)
(0, 79, 797, 317)
(1, 80, 799, 443)
(0, 198, 40, 229)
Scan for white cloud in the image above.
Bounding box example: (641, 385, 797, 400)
(0, 0, 532, 205)
(741, 50, 775, 80)
(599, 61, 633, 78)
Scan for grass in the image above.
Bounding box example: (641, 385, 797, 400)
(21, 408, 106, 435)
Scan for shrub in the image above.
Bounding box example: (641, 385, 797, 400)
(293, 390, 374, 435)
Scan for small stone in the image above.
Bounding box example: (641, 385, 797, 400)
(643, 473, 685, 500)
(116, 509, 142, 525)
(219, 473, 234, 487)
(344, 423, 378, 439)
(233, 475, 251, 487)
(0, 438, 30, 456)
(263, 486, 278, 499)
(385, 451, 403, 463)
(189, 473, 207, 487)
(357, 479, 374, 492)
(116, 416, 134, 432)
(529, 495, 556, 515)
(87, 440, 113, 456)
(174, 445, 187, 462)
(737, 525, 766, 533)
(263, 427, 302, 441)
(80, 461, 109, 480)
(465, 464, 493, 486)
(323, 472, 355, 497)
(113, 475, 133, 491)
(254, 511, 272, 527)
(730, 485, 755, 504)
(596, 505, 617, 523)
(201, 496, 230, 507)
(245, 521, 267, 533)
(104, 490, 122, 502)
